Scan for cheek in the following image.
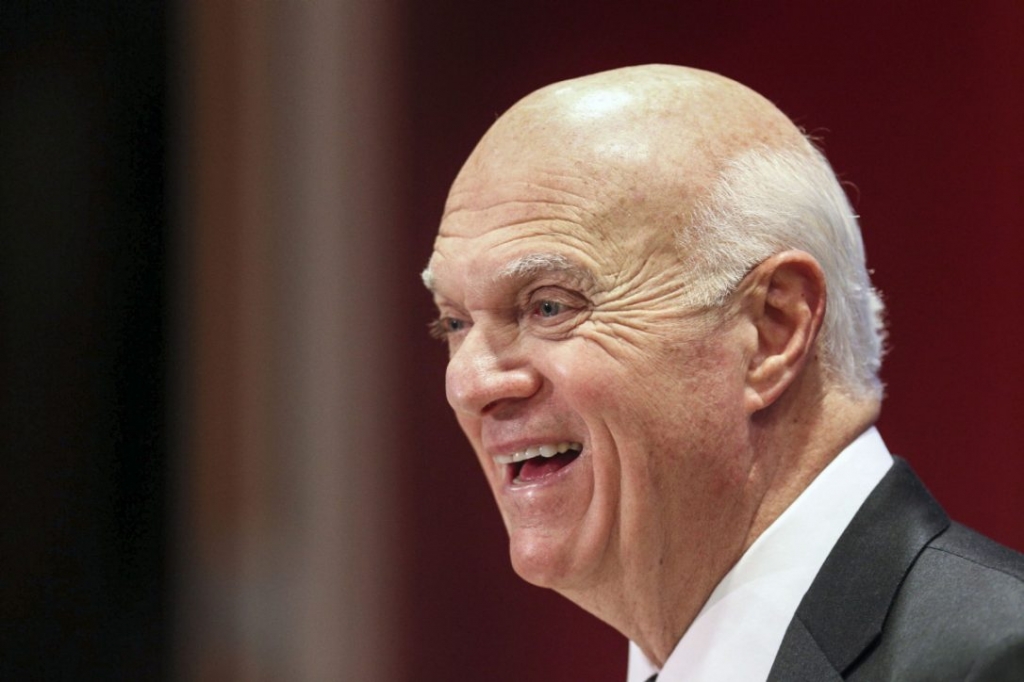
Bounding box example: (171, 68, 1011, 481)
(546, 341, 680, 432)
(612, 354, 748, 479)
(544, 333, 748, 456)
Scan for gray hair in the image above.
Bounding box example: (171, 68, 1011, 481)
(680, 143, 886, 399)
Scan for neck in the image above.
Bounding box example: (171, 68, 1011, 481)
(578, 375, 881, 667)
(741, 386, 881, 555)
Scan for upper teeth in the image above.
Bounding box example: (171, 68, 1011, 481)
(495, 442, 582, 465)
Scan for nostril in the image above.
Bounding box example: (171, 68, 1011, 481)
(480, 397, 503, 416)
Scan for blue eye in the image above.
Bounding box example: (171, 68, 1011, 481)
(537, 300, 563, 318)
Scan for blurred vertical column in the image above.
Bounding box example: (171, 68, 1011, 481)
(176, 1, 400, 680)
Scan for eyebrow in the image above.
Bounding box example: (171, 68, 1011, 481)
(495, 253, 594, 286)
(421, 252, 595, 293)
(420, 265, 437, 291)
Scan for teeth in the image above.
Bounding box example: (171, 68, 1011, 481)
(494, 441, 582, 465)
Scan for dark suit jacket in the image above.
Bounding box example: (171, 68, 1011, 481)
(767, 459, 1024, 681)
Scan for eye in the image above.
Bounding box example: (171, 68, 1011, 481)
(428, 316, 468, 340)
(536, 300, 563, 318)
(522, 287, 589, 331)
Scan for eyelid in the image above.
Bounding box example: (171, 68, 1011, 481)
(526, 284, 587, 307)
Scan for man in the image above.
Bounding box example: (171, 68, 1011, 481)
(421, 64, 1024, 680)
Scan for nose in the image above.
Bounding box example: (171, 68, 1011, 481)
(445, 326, 541, 416)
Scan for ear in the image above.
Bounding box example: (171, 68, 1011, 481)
(740, 250, 826, 413)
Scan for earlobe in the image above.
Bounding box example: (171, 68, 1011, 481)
(743, 251, 826, 413)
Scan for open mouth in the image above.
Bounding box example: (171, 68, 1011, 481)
(496, 442, 583, 484)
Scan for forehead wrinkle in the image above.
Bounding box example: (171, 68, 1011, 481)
(440, 202, 591, 238)
(444, 174, 600, 220)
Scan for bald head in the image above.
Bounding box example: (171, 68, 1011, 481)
(504, 64, 803, 155)
(449, 65, 812, 221)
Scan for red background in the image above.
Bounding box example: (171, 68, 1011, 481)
(394, 2, 1024, 681)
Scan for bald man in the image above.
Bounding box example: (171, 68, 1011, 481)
(422, 65, 1024, 681)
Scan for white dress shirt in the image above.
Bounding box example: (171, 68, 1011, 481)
(626, 427, 893, 682)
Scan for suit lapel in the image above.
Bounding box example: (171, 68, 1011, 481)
(767, 459, 949, 680)
(767, 616, 843, 681)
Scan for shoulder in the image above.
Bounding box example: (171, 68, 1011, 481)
(897, 520, 1024, 626)
(893, 522, 1024, 634)
(927, 522, 1024, 584)
(772, 459, 1024, 682)
(856, 523, 1024, 681)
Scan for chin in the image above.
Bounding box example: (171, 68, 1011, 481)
(508, 530, 589, 590)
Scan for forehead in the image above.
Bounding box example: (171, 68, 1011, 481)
(429, 164, 679, 294)
(432, 187, 622, 296)
(427, 224, 601, 306)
